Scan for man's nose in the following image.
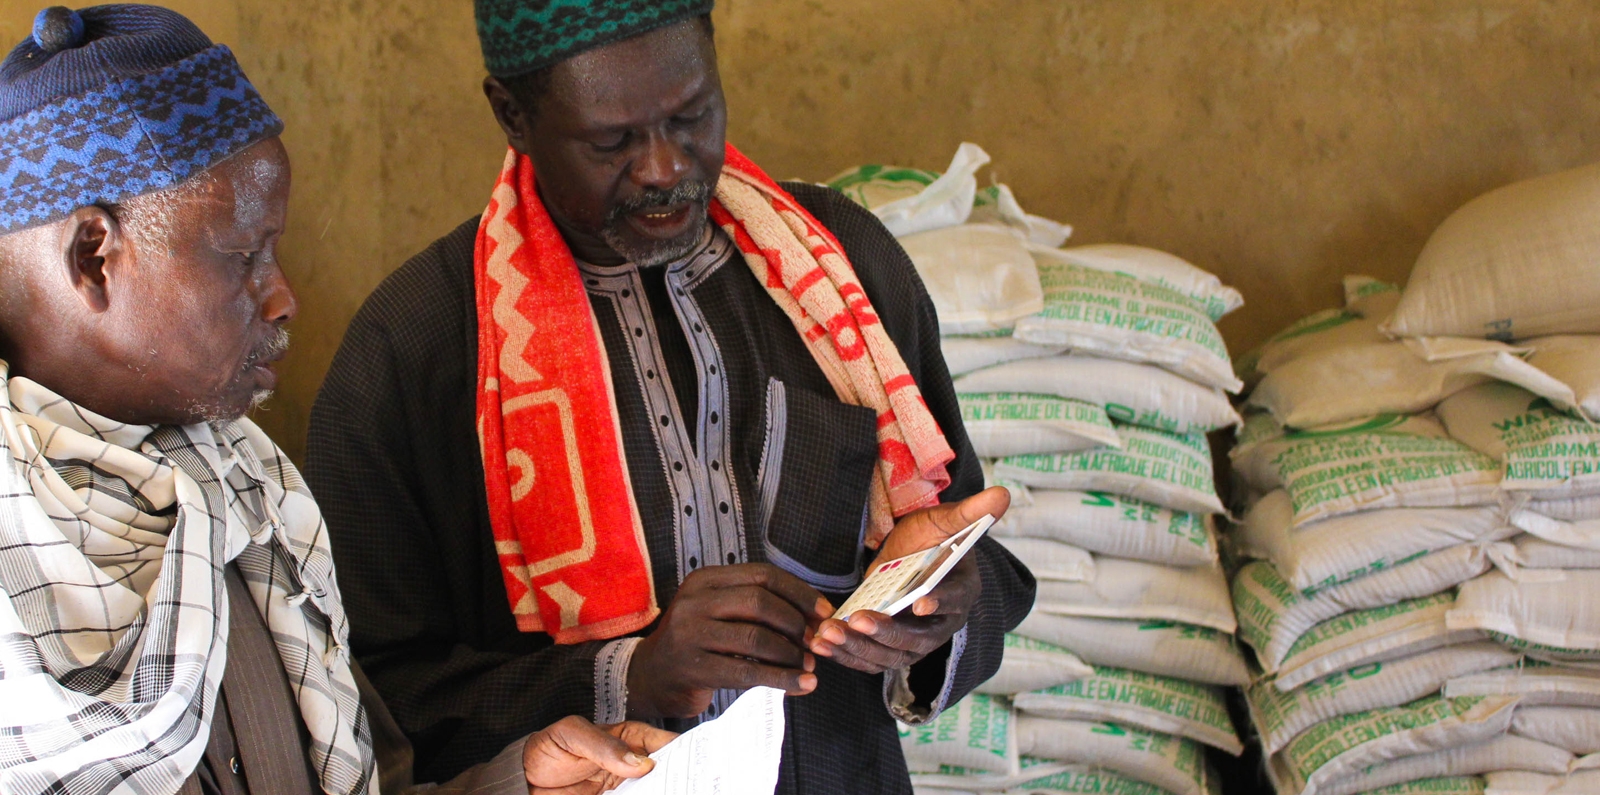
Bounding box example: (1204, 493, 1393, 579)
(259, 263, 298, 325)
(632, 129, 691, 191)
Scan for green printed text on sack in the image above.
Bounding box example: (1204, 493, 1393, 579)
(959, 393, 1115, 429)
(1031, 666, 1234, 735)
(1282, 695, 1485, 782)
(1032, 262, 1233, 361)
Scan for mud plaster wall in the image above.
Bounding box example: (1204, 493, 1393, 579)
(3, 1, 1598, 462)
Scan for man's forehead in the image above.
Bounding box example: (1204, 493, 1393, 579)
(545, 21, 717, 125)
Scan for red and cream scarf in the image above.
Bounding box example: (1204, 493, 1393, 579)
(475, 144, 955, 643)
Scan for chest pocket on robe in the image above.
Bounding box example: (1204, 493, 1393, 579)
(756, 377, 877, 593)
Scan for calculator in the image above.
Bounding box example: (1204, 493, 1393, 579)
(832, 514, 996, 621)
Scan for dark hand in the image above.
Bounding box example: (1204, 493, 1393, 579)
(626, 563, 832, 719)
(523, 716, 676, 794)
(807, 487, 1009, 674)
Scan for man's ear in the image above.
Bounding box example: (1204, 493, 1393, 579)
(58, 206, 120, 314)
(484, 76, 536, 155)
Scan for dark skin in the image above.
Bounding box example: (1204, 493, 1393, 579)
(484, 19, 1009, 720)
(0, 135, 669, 792)
(0, 137, 297, 426)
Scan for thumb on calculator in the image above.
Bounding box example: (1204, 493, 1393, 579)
(870, 486, 1011, 566)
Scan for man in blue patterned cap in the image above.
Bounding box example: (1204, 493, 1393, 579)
(0, 5, 671, 794)
(309, 2, 1036, 793)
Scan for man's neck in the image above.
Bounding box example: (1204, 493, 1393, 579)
(541, 189, 627, 266)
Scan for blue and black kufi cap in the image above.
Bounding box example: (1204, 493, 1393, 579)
(0, 4, 283, 235)
(475, 0, 714, 79)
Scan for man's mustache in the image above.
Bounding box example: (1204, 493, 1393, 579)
(244, 326, 290, 370)
(605, 181, 714, 224)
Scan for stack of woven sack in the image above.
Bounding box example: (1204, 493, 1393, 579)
(1227, 161, 1600, 795)
(833, 144, 1251, 795)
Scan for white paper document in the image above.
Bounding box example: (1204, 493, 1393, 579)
(612, 686, 786, 795)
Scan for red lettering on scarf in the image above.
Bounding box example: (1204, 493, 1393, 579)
(879, 438, 920, 487)
(826, 312, 867, 361)
(884, 374, 917, 396)
(839, 283, 881, 327)
(792, 266, 827, 298)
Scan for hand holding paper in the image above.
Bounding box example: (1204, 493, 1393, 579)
(611, 686, 786, 795)
(523, 717, 676, 794)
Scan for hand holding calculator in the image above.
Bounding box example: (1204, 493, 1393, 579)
(831, 514, 996, 621)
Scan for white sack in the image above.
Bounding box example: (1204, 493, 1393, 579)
(1235, 276, 1400, 390)
(958, 392, 1121, 459)
(1247, 642, 1519, 755)
(1513, 537, 1600, 569)
(1014, 257, 1242, 393)
(942, 333, 1065, 377)
(902, 224, 1045, 335)
(955, 355, 1242, 435)
(1231, 414, 1501, 526)
(1354, 778, 1487, 795)
(995, 425, 1225, 516)
(982, 458, 1034, 509)
(1445, 660, 1600, 708)
(827, 142, 988, 237)
(1382, 160, 1600, 340)
(1525, 335, 1600, 421)
(1273, 592, 1481, 693)
(970, 183, 1074, 248)
(900, 694, 1019, 775)
(993, 489, 1218, 567)
(1235, 490, 1512, 593)
(1232, 548, 1494, 677)
(1003, 766, 1188, 795)
(1033, 557, 1236, 634)
(1036, 244, 1243, 323)
(1247, 338, 1575, 430)
(1448, 570, 1600, 661)
(1438, 382, 1600, 498)
(909, 758, 1074, 794)
(1512, 707, 1600, 755)
(1017, 717, 1213, 795)
(995, 537, 1096, 583)
(1313, 734, 1574, 795)
(1013, 613, 1250, 687)
(1014, 665, 1241, 755)
(1487, 770, 1600, 795)
(1525, 493, 1600, 522)
(1269, 695, 1520, 795)
(976, 634, 1095, 696)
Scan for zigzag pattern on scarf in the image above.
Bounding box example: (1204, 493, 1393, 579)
(0, 45, 282, 234)
(474, 0, 712, 77)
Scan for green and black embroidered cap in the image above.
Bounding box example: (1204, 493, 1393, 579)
(475, 0, 715, 79)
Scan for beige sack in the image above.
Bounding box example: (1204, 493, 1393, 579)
(1383, 160, 1600, 340)
(1525, 336, 1600, 421)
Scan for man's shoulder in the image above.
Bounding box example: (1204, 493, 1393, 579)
(778, 181, 932, 315)
(780, 181, 896, 251)
(321, 215, 481, 400)
(355, 215, 481, 332)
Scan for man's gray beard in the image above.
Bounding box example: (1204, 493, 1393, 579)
(600, 209, 710, 268)
(194, 327, 291, 427)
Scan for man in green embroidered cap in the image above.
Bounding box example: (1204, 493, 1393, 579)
(306, 2, 1037, 792)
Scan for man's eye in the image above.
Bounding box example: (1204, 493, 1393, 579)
(591, 133, 630, 153)
(672, 109, 707, 126)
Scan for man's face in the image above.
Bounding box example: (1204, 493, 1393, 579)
(108, 137, 296, 425)
(522, 19, 728, 267)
